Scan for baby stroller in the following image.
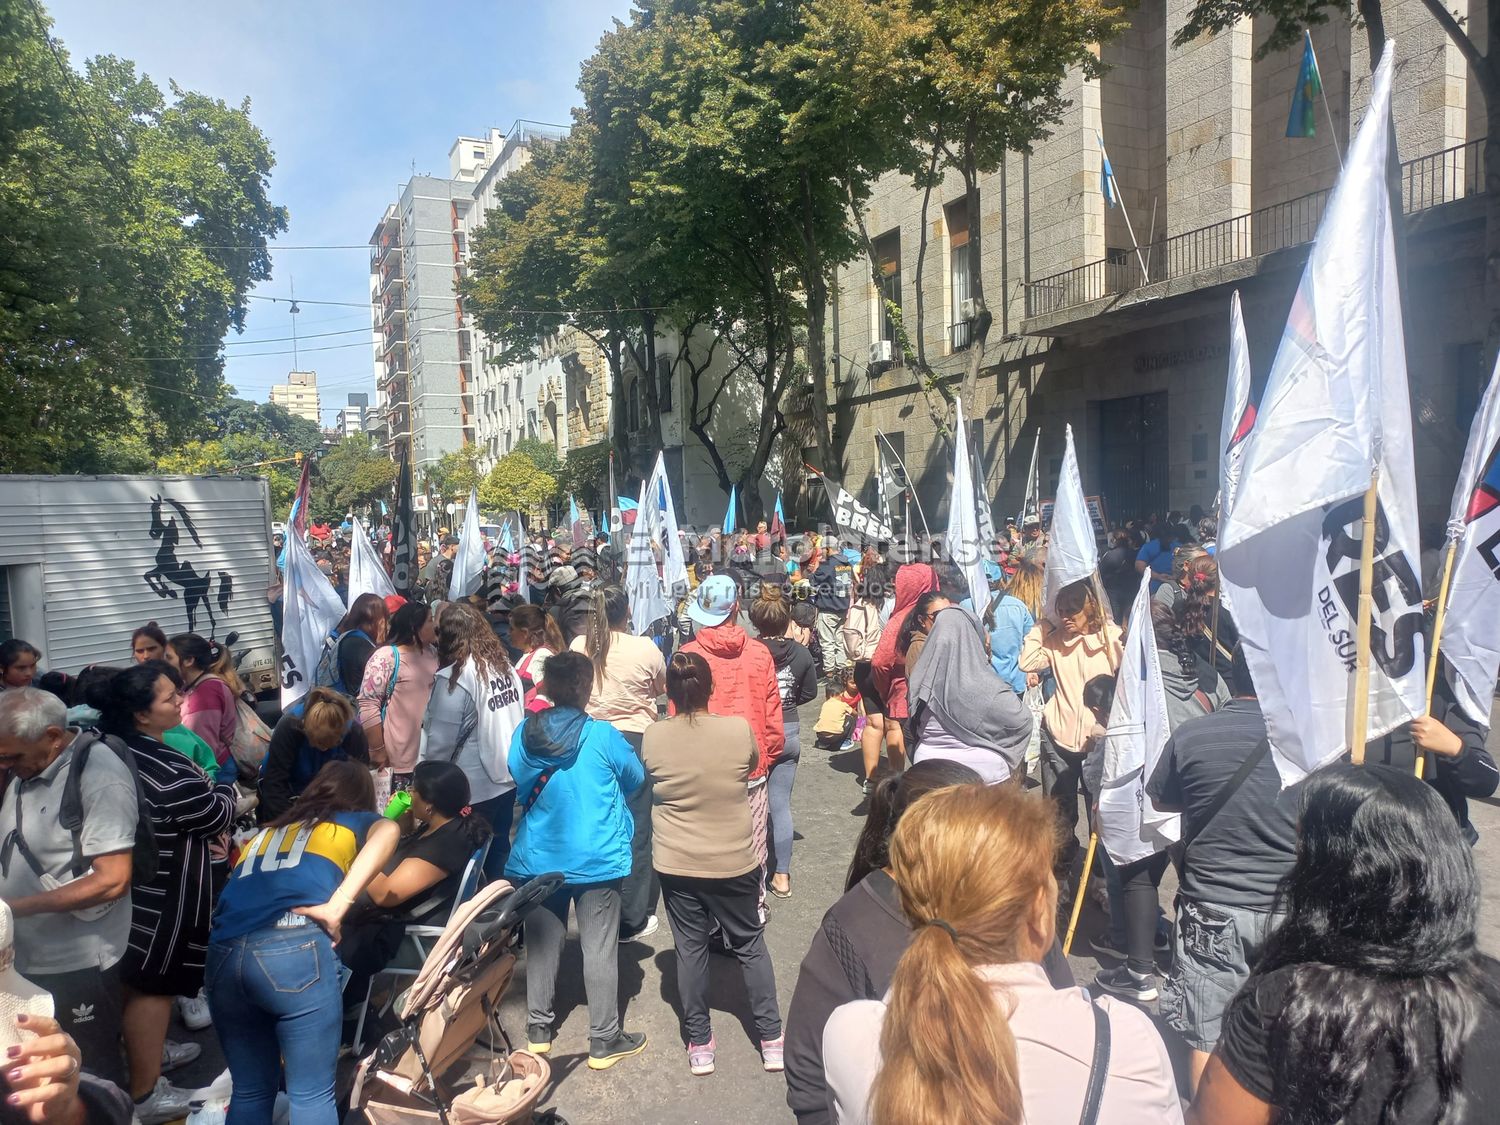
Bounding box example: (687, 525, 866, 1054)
(352, 872, 566, 1125)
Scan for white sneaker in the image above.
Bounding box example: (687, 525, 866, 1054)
(134, 1077, 194, 1125)
(619, 914, 660, 943)
(178, 989, 212, 1031)
(161, 1038, 201, 1072)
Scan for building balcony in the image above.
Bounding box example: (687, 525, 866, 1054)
(1023, 137, 1486, 328)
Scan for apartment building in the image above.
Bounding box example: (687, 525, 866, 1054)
(336, 393, 368, 438)
(828, 1, 1487, 533)
(369, 174, 475, 472)
(269, 370, 320, 425)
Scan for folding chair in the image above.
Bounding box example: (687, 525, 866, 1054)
(348, 840, 492, 1053)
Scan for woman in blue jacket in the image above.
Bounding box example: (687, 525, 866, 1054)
(507, 650, 647, 1072)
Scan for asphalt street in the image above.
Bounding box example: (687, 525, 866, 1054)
(163, 694, 1500, 1124)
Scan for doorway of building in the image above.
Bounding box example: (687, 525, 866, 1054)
(1096, 391, 1169, 523)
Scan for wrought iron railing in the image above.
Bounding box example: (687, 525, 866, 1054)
(1025, 137, 1486, 319)
(950, 319, 974, 351)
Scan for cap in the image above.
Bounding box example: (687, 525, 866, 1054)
(383, 594, 408, 615)
(688, 573, 739, 627)
(547, 565, 579, 589)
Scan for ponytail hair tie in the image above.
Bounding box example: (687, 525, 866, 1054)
(460, 805, 473, 817)
(923, 918, 959, 940)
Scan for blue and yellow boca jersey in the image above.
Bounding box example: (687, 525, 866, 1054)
(210, 811, 380, 943)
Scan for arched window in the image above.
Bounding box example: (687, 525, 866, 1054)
(628, 379, 641, 432)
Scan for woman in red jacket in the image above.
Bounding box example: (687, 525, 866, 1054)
(867, 563, 939, 796)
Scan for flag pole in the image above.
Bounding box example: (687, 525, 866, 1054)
(1349, 469, 1381, 765)
(1416, 538, 1459, 779)
(876, 431, 931, 540)
(1098, 132, 1151, 284)
(1062, 831, 1099, 956)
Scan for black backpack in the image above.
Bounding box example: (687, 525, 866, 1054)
(62, 733, 160, 884)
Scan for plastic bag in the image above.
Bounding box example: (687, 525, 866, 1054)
(1022, 685, 1045, 778)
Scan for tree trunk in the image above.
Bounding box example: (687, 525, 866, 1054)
(799, 169, 835, 474)
(637, 310, 665, 455)
(913, 143, 940, 373)
(960, 121, 993, 407)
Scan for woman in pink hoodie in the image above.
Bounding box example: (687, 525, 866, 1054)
(867, 563, 939, 795)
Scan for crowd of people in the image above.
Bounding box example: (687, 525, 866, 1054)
(0, 501, 1498, 1124)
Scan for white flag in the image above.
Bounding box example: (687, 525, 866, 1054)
(514, 510, 530, 604)
(347, 517, 396, 605)
(280, 531, 346, 709)
(972, 431, 996, 548)
(1019, 428, 1042, 526)
(1220, 291, 1256, 518)
(1217, 42, 1425, 785)
(1098, 569, 1179, 864)
(946, 400, 992, 608)
(448, 488, 485, 600)
(1040, 425, 1099, 621)
(1438, 353, 1500, 723)
(626, 453, 689, 635)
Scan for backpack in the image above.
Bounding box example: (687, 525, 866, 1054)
(29, 733, 160, 885)
(204, 675, 273, 776)
(313, 629, 371, 696)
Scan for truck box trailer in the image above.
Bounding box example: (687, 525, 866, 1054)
(0, 475, 279, 695)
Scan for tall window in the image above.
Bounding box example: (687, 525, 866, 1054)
(627, 379, 641, 432)
(947, 198, 974, 351)
(873, 229, 902, 348)
(656, 355, 673, 413)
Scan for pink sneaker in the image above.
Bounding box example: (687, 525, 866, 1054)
(761, 1036, 785, 1072)
(688, 1036, 716, 1076)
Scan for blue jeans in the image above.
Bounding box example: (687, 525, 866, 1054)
(768, 719, 801, 876)
(475, 789, 517, 883)
(206, 924, 345, 1125)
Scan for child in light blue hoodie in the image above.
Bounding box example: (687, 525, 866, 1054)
(505, 650, 647, 1071)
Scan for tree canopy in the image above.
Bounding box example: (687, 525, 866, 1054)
(0, 0, 288, 472)
(479, 452, 557, 514)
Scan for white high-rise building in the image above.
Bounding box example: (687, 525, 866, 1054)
(269, 370, 320, 425)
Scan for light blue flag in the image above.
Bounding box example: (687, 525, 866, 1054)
(1098, 133, 1118, 209)
(570, 495, 581, 526)
(723, 485, 737, 535)
(500, 518, 515, 556)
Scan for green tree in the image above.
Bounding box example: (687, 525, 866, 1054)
(156, 433, 300, 511)
(557, 441, 612, 511)
(210, 398, 323, 455)
(0, 0, 288, 472)
(479, 452, 557, 514)
(313, 437, 396, 522)
(423, 446, 481, 505)
(511, 437, 562, 477)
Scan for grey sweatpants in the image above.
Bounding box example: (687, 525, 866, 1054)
(523, 880, 623, 1042)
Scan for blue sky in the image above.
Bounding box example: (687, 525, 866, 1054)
(45, 0, 634, 425)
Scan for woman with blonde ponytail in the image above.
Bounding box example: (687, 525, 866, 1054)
(822, 784, 1182, 1125)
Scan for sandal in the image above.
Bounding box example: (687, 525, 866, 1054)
(769, 879, 792, 899)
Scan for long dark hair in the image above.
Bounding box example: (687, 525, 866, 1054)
(411, 760, 492, 851)
(1233, 765, 1499, 1123)
(97, 661, 175, 738)
(896, 591, 946, 657)
(335, 592, 390, 641)
(583, 586, 630, 688)
(266, 760, 375, 830)
(845, 760, 982, 892)
(387, 601, 431, 649)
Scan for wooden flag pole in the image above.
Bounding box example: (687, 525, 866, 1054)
(1062, 831, 1099, 956)
(1416, 539, 1459, 779)
(1349, 470, 1381, 765)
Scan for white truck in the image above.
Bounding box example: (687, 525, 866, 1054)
(0, 474, 280, 697)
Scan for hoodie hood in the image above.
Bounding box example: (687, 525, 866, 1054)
(1159, 658, 1198, 702)
(760, 635, 795, 667)
(519, 706, 588, 764)
(893, 564, 939, 614)
(692, 621, 749, 659)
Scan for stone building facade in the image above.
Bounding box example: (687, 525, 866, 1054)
(828, 1, 1487, 537)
